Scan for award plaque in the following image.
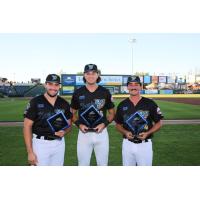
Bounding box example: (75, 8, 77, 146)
(47, 112, 70, 133)
(126, 112, 148, 141)
(80, 105, 102, 131)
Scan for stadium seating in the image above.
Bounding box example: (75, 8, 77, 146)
(14, 85, 32, 96)
(24, 84, 45, 97)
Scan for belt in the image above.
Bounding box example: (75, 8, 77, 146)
(128, 138, 150, 144)
(33, 133, 58, 141)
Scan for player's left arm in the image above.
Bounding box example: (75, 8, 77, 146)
(107, 107, 115, 123)
(138, 101, 164, 140)
(95, 108, 115, 133)
(138, 120, 162, 140)
(95, 90, 115, 133)
(55, 119, 72, 137)
(55, 102, 73, 137)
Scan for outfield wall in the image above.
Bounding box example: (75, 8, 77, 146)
(61, 74, 200, 95)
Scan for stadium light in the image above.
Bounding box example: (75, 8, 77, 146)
(129, 38, 136, 75)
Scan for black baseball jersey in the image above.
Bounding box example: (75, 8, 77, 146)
(24, 95, 72, 137)
(115, 97, 164, 139)
(70, 85, 115, 126)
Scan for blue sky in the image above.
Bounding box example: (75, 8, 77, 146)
(0, 33, 199, 82)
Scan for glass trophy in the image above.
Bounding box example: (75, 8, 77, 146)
(126, 112, 148, 142)
(47, 111, 70, 133)
(80, 105, 102, 132)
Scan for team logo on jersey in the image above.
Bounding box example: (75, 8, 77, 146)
(94, 99, 105, 110)
(123, 106, 128, 111)
(143, 124, 149, 131)
(79, 95, 85, 100)
(137, 110, 149, 119)
(55, 109, 65, 114)
(37, 104, 44, 108)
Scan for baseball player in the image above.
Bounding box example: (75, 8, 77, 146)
(23, 74, 72, 166)
(70, 64, 115, 166)
(115, 76, 163, 166)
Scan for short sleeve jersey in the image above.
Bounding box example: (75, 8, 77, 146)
(70, 85, 115, 126)
(24, 95, 72, 136)
(115, 97, 164, 139)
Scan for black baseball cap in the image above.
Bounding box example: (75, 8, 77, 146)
(84, 64, 98, 73)
(45, 74, 61, 84)
(127, 76, 141, 85)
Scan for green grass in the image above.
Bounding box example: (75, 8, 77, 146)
(0, 98, 28, 121)
(0, 97, 200, 121)
(0, 125, 200, 166)
(154, 100, 200, 120)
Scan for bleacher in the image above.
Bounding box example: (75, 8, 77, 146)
(14, 85, 32, 96)
(0, 83, 45, 97)
(24, 84, 45, 97)
(0, 85, 8, 95)
(0, 85, 17, 96)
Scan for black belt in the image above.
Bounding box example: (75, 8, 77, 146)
(36, 135, 56, 140)
(129, 139, 149, 144)
(33, 133, 59, 140)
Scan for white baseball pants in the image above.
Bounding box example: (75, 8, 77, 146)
(32, 136, 65, 166)
(122, 138, 153, 166)
(77, 128, 109, 166)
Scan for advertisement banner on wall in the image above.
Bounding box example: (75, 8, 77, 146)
(139, 76, 144, 83)
(62, 86, 75, 94)
(143, 76, 151, 84)
(160, 90, 173, 94)
(76, 76, 84, 85)
(145, 89, 158, 94)
(159, 76, 167, 83)
(122, 76, 130, 86)
(167, 76, 176, 83)
(76, 75, 123, 86)
(152, 76, 158, 83)
(99, 76, 123, 85)
(120, 86, 129, 94)
(177, 76, 186, 83)
(61, 75, 76, 86)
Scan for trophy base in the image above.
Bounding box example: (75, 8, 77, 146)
(87, 128, 98, 132)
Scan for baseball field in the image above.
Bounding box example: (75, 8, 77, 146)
(0, 94, 200, 166)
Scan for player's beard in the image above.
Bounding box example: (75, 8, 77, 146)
(46, 90, 58, 98)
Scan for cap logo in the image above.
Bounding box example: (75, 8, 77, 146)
(52, 75, 57, 80)
(132, 77, 136, 81)
(89, 65, 93, 70)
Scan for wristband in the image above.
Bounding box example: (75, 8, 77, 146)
(103, 119, 110, 127)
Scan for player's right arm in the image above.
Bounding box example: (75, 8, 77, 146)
(23, 118, 38, 165)
(70, 90, 89, 133)
(115, 123, 134, 140)
(71, 108, 88, 133)
(115, 102, 134, 140)
(23, 99, 38, 165)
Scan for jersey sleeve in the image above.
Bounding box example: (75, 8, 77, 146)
(104, 90, 115, 110)
(115, 104, 124, 124)
(70, 91, 80, 110)
(150, 101, 164, 123)
(23, 98, 37, 121)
